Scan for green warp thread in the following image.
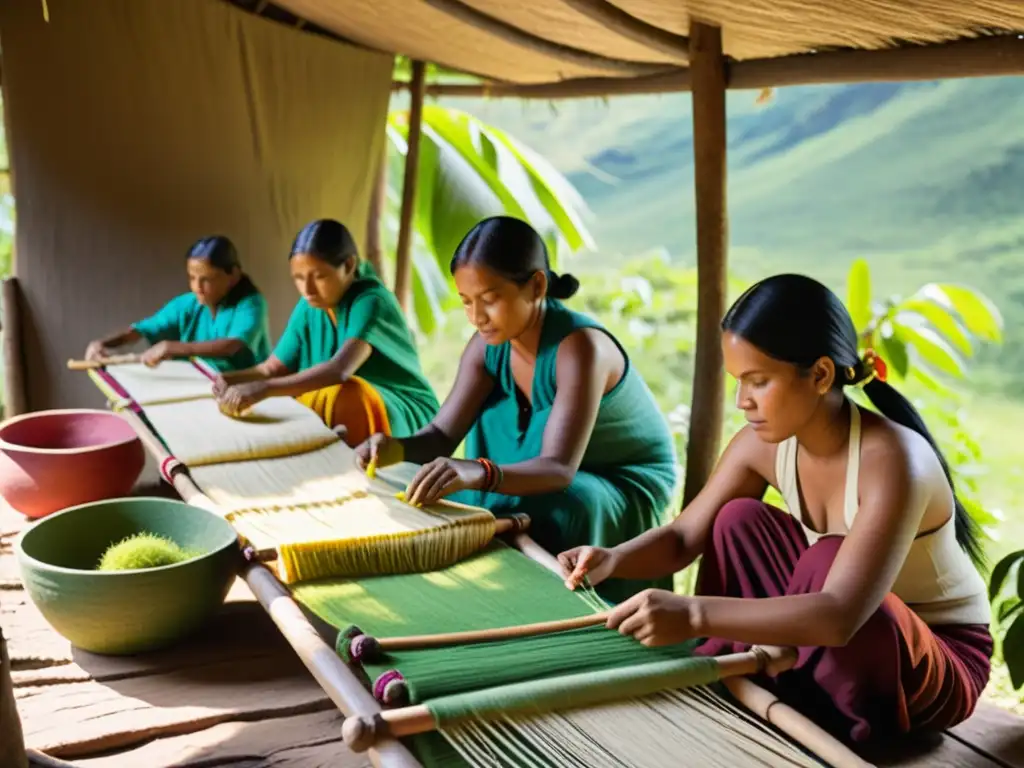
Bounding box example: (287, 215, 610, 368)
(426, 656, 721, 727)
(294, 542, 704, 702)
(292, 541, 710, 765)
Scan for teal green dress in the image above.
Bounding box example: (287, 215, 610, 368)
(455, 299, 678, 603)
(271, 261, 439, 436)
(132, 276, 271, 372)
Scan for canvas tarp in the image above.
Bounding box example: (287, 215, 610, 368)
(0, 0, 393, 411)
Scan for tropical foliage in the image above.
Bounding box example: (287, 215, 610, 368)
(384, 104, 593, 335)
(990, 549, 1024, 690)
(845, 258, 1005, 538)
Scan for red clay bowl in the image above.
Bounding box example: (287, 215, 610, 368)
(0, 409, 145, 519)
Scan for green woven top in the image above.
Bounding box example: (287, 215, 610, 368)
(452, 299, 678, 602)
(270, 261, 439, 435)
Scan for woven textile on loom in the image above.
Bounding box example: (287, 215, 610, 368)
(90, 363, 821, 767)
(92, 362, 496, 584)
(295, 544, 822, 768)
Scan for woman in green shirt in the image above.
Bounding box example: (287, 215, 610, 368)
(214, 219, 439, 446)
(84, 235, 271, 372)
(354, 216, 679, 603)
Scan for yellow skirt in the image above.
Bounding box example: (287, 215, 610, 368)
(297, 376, 391, 447)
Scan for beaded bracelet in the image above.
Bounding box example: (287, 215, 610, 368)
(475, 458, 503, 492)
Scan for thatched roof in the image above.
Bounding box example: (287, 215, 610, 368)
(234, 0, 1024, 88)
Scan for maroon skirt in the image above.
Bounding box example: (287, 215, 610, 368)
(693, 499, 992, 743)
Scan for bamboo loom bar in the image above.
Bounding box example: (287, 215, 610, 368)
(243, 512, 532, 565)
(66, 354, 142, 371)
(722, 678, 873, 768)
(341, 645, 798, 752)
(350, 610, 610, 658)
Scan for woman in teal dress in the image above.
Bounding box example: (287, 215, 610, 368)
(84, 235, 271, 372)
(355, 216, 679, 603)
(214, 219, 439, 446)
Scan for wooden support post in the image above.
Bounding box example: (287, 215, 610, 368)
(365, 140, 388, 279)
(2, 277, 28, 419)
(682, 22, 728, 507)
(0, 626, 29, 768)
(393, 60, 426, 313)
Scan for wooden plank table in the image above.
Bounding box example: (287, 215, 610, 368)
(2, 483, 1022, 767)
(1, 486, 369, 768)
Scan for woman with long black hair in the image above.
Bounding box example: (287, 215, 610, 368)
(355, 216, 679, 604)
(559, 273, 992, 744)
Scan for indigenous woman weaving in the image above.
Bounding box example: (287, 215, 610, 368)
(355, 216, 679, 604)
(214, 219, 439, 447)
(84, 235, 271, 372)
(560, 274, 993, 744)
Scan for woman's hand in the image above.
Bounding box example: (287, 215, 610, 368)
(558, 545, 619, 590)
(403, 457, 487, 507)
(140, 341, 173, 368)
(217, 381, 269, 415)
(606, 589, 700, 648)
(85, 340, 111, 362)
(355, 434, 405, 472)
(211, 375, 229, 397)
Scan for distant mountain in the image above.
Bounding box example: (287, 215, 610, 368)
(441, 76, 1024, 392)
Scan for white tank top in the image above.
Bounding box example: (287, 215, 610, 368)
(774, 402, 990, 626)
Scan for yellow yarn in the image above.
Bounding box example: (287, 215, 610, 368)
(99, 366, 502, 583)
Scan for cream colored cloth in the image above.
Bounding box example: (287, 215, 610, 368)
(142, 396, 340, 467)
(1, 0, 392, 411)
(775, 400, 990, 625)
(107, 361, 214, 406)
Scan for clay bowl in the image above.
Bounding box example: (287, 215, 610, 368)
(16, 497, 240, 655)
(0, 408, 145, 518)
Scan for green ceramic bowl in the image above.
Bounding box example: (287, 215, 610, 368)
(16, 497, 240, 655)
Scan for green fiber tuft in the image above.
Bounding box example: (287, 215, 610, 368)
(97, 533, 201, 571)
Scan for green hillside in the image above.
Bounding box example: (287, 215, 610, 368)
(440, 76, 1024, 392)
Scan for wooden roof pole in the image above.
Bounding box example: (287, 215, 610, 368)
(0, 625, 28, 768)
(394, 60, 426, 313)
(683, 21, 728, 507)
(365, 139, 388, 279)
(2, 278, 28, 418)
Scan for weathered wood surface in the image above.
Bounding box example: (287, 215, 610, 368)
(1, 488, 369, 767)
(2, 488, 1022, 767)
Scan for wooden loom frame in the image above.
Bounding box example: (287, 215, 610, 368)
(89, 382, 871, 768)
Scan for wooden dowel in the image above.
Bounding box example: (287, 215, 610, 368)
(369, 610, 610, 652)
(723, 677, 873, 768)
(245, 564, 423, 768)
(66, 354, 141, 370)
(514, 532, 563, 575)
(246, 513, 532, 565)
(342, 645, 797, 752)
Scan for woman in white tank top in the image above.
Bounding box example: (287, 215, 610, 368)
(558, 273, 992, 745)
